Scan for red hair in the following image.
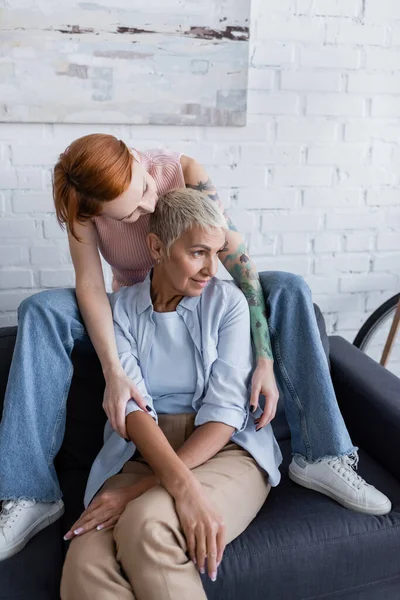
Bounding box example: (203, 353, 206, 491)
(53, 133, 133, 240)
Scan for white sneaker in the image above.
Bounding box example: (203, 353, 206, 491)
(289, 455, 391, 516)
(0, 498, 65, 561)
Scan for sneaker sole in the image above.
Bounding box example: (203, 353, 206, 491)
(288, 466, 392, 516)
(0, 502, 65, 561)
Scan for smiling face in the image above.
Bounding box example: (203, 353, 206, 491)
(149, 225, 228, 302)
(100, 159, 158, 223)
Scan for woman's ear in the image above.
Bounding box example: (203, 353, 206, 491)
(147, 233, 165, 262)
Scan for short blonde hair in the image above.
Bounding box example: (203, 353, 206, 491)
(149, 188, 227, 254)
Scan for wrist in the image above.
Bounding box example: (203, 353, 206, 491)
(257, 357, 274, 365)
(166, 472, 199, 500)
(102, 362, 124, 380)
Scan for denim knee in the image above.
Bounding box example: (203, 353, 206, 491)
(18, 288, 77, 320)
(259, 271, 311, 297)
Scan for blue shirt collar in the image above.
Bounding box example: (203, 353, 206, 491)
(137, 271, 201, 314)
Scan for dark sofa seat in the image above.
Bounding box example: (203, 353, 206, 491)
(0, 318, 400, 600)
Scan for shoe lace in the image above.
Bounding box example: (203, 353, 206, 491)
(327, 454, 365, 491)
(0, 500, 33, 529)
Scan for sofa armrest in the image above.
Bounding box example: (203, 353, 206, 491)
(0, 327, 17, 417)
(329, 335, 400, 481)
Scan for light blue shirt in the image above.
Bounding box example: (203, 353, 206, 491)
(84, 274, 282, 508)
(149, 311, 196, 414)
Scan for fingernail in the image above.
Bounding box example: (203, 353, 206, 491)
(192, 557, 197, 564)
(255, 427, 261, 432)
(217, 561, 221, 568)
(250, 405, 256, 413)
(210, 571, 217, 582)
(146, 405, 152, 412)
(63, 534, 71, 541)
(200, 567, 205, 574)
(96, 524, 104, 531)
(74, 528, 84, 535)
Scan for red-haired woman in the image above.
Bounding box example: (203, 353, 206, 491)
(0, 134, 389, 563)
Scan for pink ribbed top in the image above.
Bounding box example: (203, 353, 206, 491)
(92, 148, 185, 291)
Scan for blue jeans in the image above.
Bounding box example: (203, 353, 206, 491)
(0, 272, 356, 502)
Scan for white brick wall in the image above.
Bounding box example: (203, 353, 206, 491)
(1, 0, 400, 374)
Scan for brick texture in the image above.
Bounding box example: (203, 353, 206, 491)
(0, 0, 399, 375)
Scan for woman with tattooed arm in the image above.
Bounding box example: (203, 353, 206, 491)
(0, 134, 390, 562)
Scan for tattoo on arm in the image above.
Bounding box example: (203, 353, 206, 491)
(185, 178, 238, 232)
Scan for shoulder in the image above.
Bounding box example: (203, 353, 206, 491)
(180, 154, 207, 184)
(111, 282, 142, 313)
(203, 278, 248, 314)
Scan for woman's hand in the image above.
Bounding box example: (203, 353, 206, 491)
(174, 480, 226, 582)
(250, 358, 279, 431)
(103, 368, 149, 438)
(63, 476, 157, 540)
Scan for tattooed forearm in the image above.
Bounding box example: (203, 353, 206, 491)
(221, 243, 273, 360)
(186, 178, 238, 232)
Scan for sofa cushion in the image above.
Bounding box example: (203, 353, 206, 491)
(202, 439, 400, 600)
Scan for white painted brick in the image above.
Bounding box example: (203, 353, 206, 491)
(304, 275, 339, 294)
(254, 256, 310, 275)
(0, 123, 46, 142)
(256, 16, 326, 43)
(371, 96, 400, 118)
(377, 232, 400, 251)
(307, 144, 368, 165)
(15, 168, 43, 190)
(237, 189, 298, 209)
(326, 21, 387, 46)
(30, 246, 66, 266)
(370, 142, 394, 165)
(345, 121, 400, 143)
(367, 190, 400, 206)
(247, 232, 277, 256)
(281, 71, 342, 92)
(348, 73, 400, 94)
(281, 232, 310, 254)
(340, 273, 397, 292)
(0, 170, 18, 189)
(212, 145, 241, 166)
(314, 254, 370, 274)
(11, 145, 58, 166)
(312, 292, 365, 312)
(340, 167, 396, 186)
(0, 246, 29, 267)
(0, 270, 33, 289)
(241, 143, 301, 165)
(326, 210, 383, 230)
(12, 191, 54, 214)
(273, 166, 333, 186)
(314, 233, 342, 252)
(365, 290, 397, 311)
(0, 290, 36, 311)
(301, 47, 361, 70)
(304, 188, 363, 208)
(335, 312, 369, 330)
(43, 219, 67, 240)
(309, 0, 362, 17)
(384, 209, 400, 227)
(277, 118, 339, 142)
(251, 42, 295, 67)
(365, 48, 400, 71)
(373, 253, 400, 272)
(247, 69, 275, 91)
(344, 233, 375, 252)
(226, 210, 257, 234)
(39, 269, 76, 288)
(306, 94, 366, 117)
(364, 0, 400, 21)
(0, 219, 35, 238)
(247, 91, 300, 115)
(0, 313, 17, 327)
(204, 121, 271, 142)
(262, 212, 323, 232)
(254, 0, 292, 11)
(209, 166, 267, 188)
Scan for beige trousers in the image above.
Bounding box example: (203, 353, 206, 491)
(61, 413, 271, 600)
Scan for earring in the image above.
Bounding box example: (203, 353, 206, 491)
(156, 258, 161, 265)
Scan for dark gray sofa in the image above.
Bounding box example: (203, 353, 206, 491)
(0, 307, 400, 600)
